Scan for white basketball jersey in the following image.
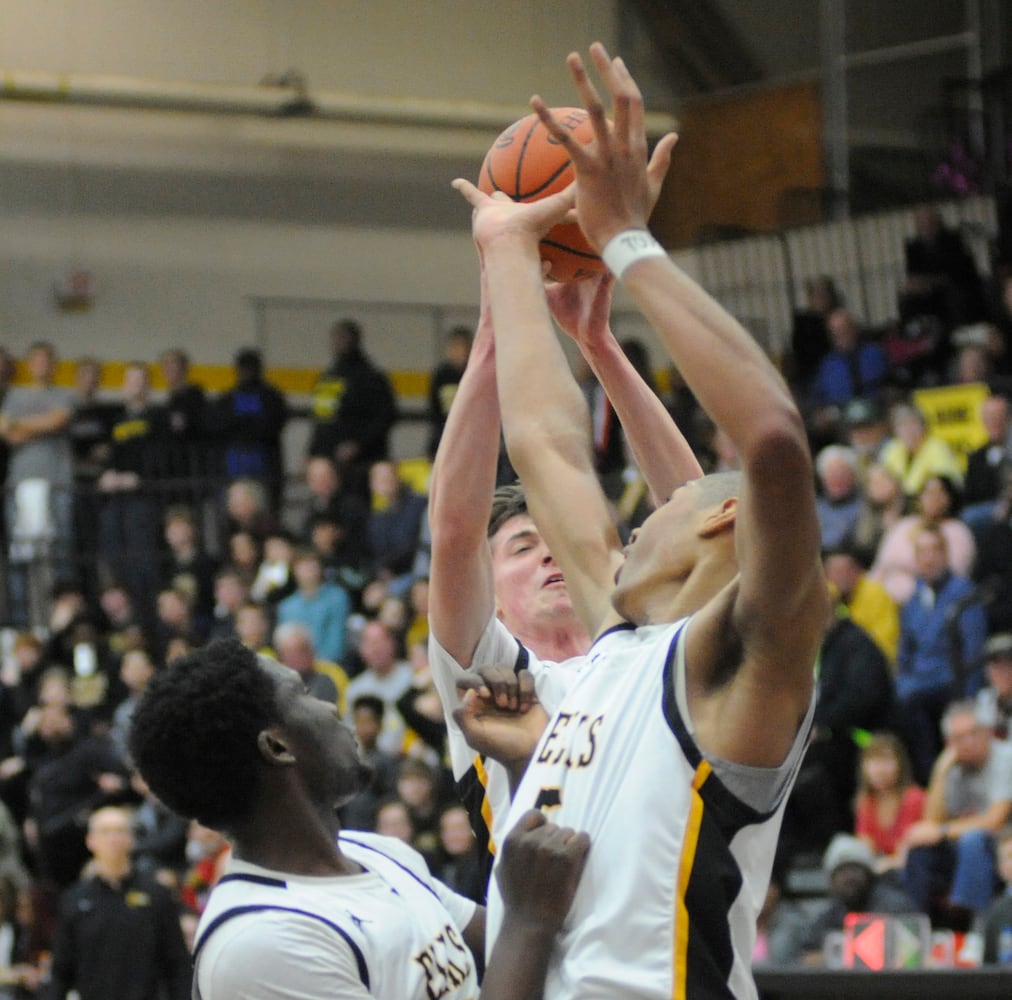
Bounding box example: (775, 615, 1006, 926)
(194, 832, 478, 1000)
(429, 615, 584, 870)
(486, 617, 813, 1000)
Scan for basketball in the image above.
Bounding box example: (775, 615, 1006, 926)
(478, 108, 605, 283)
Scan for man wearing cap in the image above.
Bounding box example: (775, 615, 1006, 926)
(842, 397, 890, 471)
(976, 633, 1012, 739)
(800, 833, 916, 964)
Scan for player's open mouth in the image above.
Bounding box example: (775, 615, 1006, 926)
(544, 573, 565, 587)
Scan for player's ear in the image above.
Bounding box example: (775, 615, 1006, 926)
(257, 727, 296, 766)
(698, 497, 737, 538)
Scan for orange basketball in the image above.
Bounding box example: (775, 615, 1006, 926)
(478, 108, 604, 283)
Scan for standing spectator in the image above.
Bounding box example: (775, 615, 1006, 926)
(823, 542, 900, 665)
(881, 402, 964, 500)
(271, 621, 348, 715)
(427, 326, 472, 459)
(808, 308, 890, 410)
(788, 275, 841, 391)
(896, 524, 987, 783)
(275, 548, 351, 665)
(0, 342, 76, 626)
(962, 394, 1012, 541)
(67, 357, 118, 601)
(976, 632, 1012, 739)
(308, 319, 397, 496)
(870, 474, 976, 606)
(210, 348, 287, 509)
(45, 805, 190, 1000)
(23, 702, 129, 890)
(366, 460, 428, 598)
(344, 620, 413, 757)
(903, 700, 1012, 927)
(854, 732, 925, 875)
(95, 362, 166, 627)
(815, 445, 863, 550)
(158, 348, 208, 504)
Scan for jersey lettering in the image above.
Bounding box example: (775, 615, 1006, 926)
(535, 711, 604, 769)
(413, 923, 473, 1000)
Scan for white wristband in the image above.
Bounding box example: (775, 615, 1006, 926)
(601, 229, 667, 279)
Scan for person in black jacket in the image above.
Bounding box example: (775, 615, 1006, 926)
(45, 805, 190, 1000)
(308, 319, 396, 496)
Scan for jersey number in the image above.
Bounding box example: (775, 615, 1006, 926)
(533, 787, 562, 812)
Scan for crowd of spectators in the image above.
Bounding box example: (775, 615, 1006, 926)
(0, 203, 1011, 989)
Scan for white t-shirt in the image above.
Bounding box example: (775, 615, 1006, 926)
(194, 832, 478, 1000)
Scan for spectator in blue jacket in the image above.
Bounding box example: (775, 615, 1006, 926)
(809, 308, 890, 409)
(897, 523, 988, 783)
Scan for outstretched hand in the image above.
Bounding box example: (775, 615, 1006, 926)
(531, 42, 677, 252)
(545, 271, 616, 352)
(497, 809, 590, 933)
(452, 179, 575, 255)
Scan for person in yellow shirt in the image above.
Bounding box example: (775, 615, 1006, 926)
(823, 541, 900, 666)
(881, 402, 963, 498)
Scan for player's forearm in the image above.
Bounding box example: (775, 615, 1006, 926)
(583, 332, 702, 503)
(428, 326, 501, 665)
(481, 914, 554, 1000)
(15, 408, 72, 436)
(622, 257, 805, 461)
(484, 241, 593, 472)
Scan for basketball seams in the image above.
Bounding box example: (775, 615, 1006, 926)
(512, 116, 542, 201)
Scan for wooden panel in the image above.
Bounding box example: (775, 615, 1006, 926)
(652, 82, 824, 247)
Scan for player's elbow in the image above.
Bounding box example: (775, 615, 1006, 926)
(744, 412, 811, 476)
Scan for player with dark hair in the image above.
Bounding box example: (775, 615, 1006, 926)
(128, 638, 588, 1000)
(451, 43, 827, 1000)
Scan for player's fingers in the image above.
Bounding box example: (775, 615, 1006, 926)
(517, 669, 536, 712)
(566, 51, 610, 146)
(514, 808, 547, 833)
(530, 97, 592, 171)
(451, 177, 485, 206)
(645, 132, 679, 209)
(611, 56, 644, 151)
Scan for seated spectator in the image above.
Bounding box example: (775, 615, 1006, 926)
(854, 732, 925, 875)
(128, 770, 188, 883)
(841, 397, 891, 471)
(160, 505, 216, 635)
(431, 804, 485, 905)
(427, 325, 473, 459)
(903, 700, 1012, 929)
(300, 456, 370, 572)
(222, 477, 277, 546)
(276, 548, 351, 664)
(962, 394, 1012, 541)
(752, 865, 810, 969)
(0, 874, 42, 996)
(152, 586, 198, 661)
(881, 403, 963, 500)
(224, 530, 262, 589)
(781, 599, 896, 863)
(206, 568, 248, 642)
(344, 620, 413, 757)
(895, 524, 987, 783)
(976, 632, 1012, 739)
(808, 308, 890, 409)
(823, 542, 899, 665)
(233, 601, 273, 656)
(848, 462, 908, 567)
(981, 829, 1012, 964)
(96, 583, 144, 662)
(395, 758, 446, 865)
(179, 821, 229, 916)
(870, 474, 976, 606)
(108, 648, 155, 762)
(815, 445, 863, 549)
(271, 621, 348, 715)
(788, 275, 840, 391)
(366, 460, 428, 598)
(800, 834, 917, 964)
(248, 530, 295, 606)
(338, 695, 400, 832)
(373, 797, 416, 848)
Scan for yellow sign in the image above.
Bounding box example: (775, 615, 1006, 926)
(913, 382, 990, 469)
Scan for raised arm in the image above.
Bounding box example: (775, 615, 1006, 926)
(534, 45, 827, 763)
(427, 266, 501, 667)
(453, 184, 623, 638)
(546, 275, 702, 505)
